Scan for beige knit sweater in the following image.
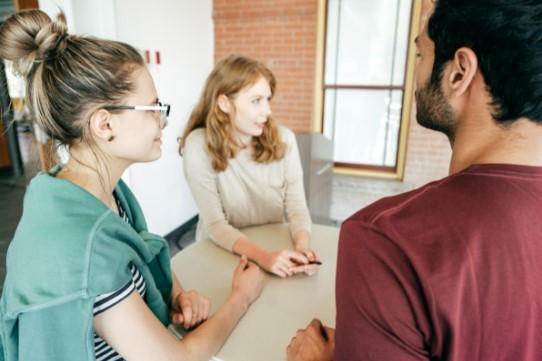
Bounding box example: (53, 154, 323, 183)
(183, 126, 312, 251)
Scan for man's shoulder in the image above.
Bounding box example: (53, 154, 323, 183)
(343, 171, 471, 231)
(349, 180, 442, 221)
(343, 163, 538, 232)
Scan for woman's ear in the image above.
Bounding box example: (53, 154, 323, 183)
(217, 94, 231, 114)
(88, 109, 114, 142)
(447, 47, 478, 97)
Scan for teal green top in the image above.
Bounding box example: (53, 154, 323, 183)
(0, 166, 173, 360)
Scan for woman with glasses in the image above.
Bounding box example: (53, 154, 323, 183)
(0, 10, 263, 361)
(179, 54, 320, 278)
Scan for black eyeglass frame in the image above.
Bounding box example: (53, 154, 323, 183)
(104, 102, 171, 129)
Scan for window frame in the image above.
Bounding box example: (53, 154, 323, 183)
(312, 0, 423, 179)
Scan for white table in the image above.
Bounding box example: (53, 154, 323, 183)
(170, 223, 340, 361)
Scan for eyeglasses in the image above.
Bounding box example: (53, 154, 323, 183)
(104, 101, 171, 129)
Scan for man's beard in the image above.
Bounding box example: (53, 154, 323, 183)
(415, 74, 457, 143)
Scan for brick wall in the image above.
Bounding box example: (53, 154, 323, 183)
(213, 0, 317, 133)
(213, 0, 451, 191)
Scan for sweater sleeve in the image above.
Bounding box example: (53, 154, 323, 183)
(182, 130, 247, 251)
(281, 127, 312, 240)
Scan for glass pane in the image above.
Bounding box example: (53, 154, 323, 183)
(325, 0, 413, 86)
(325, 0, 340, 85)
(393, 0, 413, 85)
(323, 89, 336, 141)
(385, 90, 403, 166)
(323, 89, 403, 167)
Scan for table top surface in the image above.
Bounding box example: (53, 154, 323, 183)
(170, 223, 340, 361)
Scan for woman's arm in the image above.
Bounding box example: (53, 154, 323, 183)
(94, 256, 263, 361)
(282, 129, 312, 239)
(282, 129, 320, 273)
(232, 237, 308, 278)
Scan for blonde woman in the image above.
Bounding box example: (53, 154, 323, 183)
(0, 10, 263, 361)
(179, 54, 320, 278)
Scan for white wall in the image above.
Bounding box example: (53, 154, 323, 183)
(39, 0, 213, 235)
(113, 0, 213, 235)
(38, 0, 74, 30)
(71, 0, 117, 39)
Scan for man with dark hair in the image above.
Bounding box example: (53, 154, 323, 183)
(287, 0, 542, 360)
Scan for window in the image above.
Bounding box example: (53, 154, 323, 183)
(317, 0, 421, 178)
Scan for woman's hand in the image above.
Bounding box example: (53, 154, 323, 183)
(295, 245, 320, 263)
(170, 289, 211, 330)
(257, 249, 309, 278)
(232, 255, 264, 305)
(292, 245, 321, 276)
(232, 237, 317, 278)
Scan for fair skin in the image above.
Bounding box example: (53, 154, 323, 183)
(217, 76, 320, 278)
(94, 255, 262, 361)
(286, 24, 542, 361)
(58, 66, 264, 360)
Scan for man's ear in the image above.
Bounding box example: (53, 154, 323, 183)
(217, 94, 231, 114)
(88, 109, 114, 141)
(447, 47, 478, 97)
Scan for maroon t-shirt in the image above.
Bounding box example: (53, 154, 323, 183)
(336, 164, 542, 361)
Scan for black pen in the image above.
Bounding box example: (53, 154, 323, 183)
(308, 261, 322, 265)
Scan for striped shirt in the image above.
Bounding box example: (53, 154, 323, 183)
(93, 196, 147, 361)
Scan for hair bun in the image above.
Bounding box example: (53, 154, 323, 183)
(0, 9, 69, 76)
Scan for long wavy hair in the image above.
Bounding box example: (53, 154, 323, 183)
(178, 54, 285, 172)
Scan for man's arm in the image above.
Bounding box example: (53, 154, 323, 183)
(334, 220, 430, 360)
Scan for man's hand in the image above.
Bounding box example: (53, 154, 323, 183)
(287, 319, 335, 361)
